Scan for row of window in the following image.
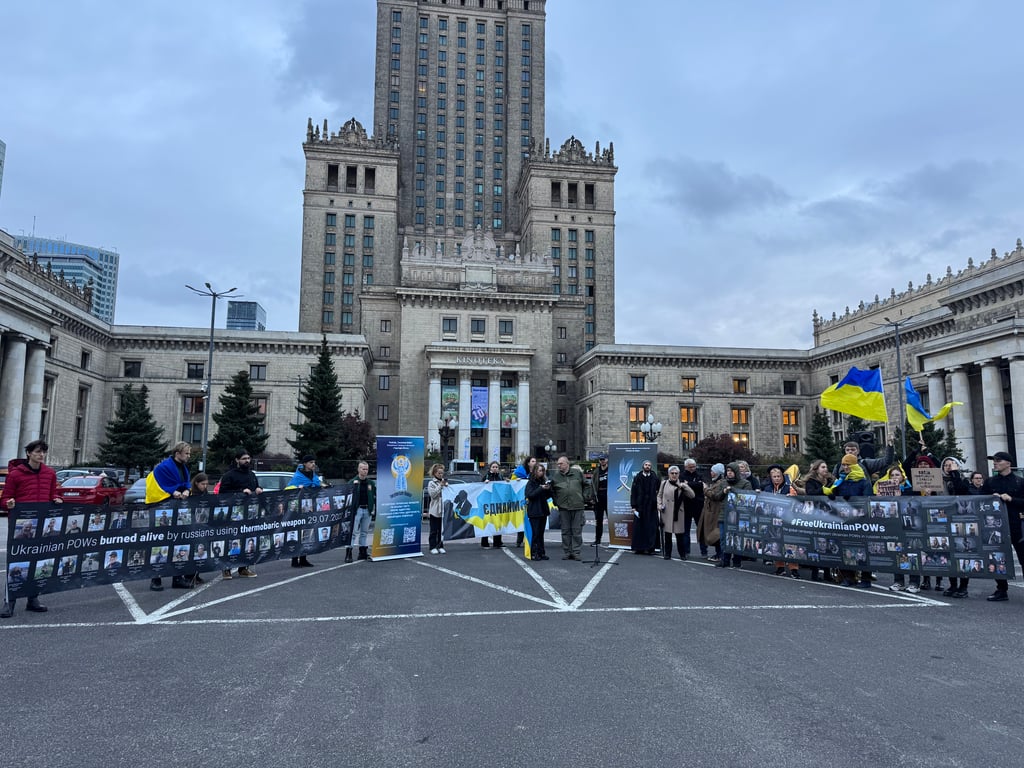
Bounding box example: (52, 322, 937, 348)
(123, 361, 269, 381)
(629, 375, 800, 396)
(394, 11, 533, 37)
(325, 213, 374, 229)
(442, 317, 514, 336)
(326, 165, 375, 194)
(626, 404, 802, 451)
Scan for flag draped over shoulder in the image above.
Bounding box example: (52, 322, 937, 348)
(905, 377, 961, 431)
(819, 367, 889, 422)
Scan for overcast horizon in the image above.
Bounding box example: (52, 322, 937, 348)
(1, 1, 1021, 348)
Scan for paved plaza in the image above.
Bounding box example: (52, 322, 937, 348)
(2, 515, 1024, 767)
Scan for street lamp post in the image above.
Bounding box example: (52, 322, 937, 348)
(186, 282, 238, 471)
(879, 315, 913, 462)
(544, 439, 557, 459)
(437, 416, 458, 465)
(639, 413, 663, 443)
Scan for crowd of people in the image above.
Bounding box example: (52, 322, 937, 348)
(4, 438, 1023, 619)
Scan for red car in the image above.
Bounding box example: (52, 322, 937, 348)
(56, 475, 127, 506)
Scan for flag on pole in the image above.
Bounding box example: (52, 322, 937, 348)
(820, 367, 889, 423)
(904, 377, 961, 431)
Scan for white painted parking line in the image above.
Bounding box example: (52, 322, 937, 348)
(412, 557, 563, 608)
(570, 550, 623, 609)
(502, 548, 570, 608)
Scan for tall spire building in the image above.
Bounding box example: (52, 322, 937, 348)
(298, 0, 616, 463)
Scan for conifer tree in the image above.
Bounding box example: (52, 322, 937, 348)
(289, 337, 348, 476)
(96, 384, 167, 474)
(803, 409, 841, 469)
(208, 370, 268, 470)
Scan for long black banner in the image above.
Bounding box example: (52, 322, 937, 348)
(723, 492, 1015, 580)
(5, 486, 355, 599)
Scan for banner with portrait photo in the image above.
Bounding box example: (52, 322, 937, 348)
(373, 435, 424, 561)
(722, 492, 1015, 580)
(606, 442, 659, 549)
(500, 387, 518, 428)
(441, 384, 459, 419)
(440, 480, 528, 541)
(4, 485, 356, 600)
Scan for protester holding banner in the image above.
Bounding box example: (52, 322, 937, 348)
(347, 460, 376, 562)
(799, 460, 833, 582)
(217, 448, 263, 577)
(524, 462, 553, 561)
(657, 466, 694, 560)
(986, 452, 1024, 602)
(511, 456, 536, 547)
(426, 463, 447, 554)
(702, 464, 727, 566)
(825, 454, 872, 588)
(287, 455, 321, 568)
(880, 466, 923, 594)
(765, 465, 800, 578)
(550, 455, 587, 560)
(832, 440, 894, 484)
(480, 461, 506, 549)
(1, 439, 61, 617)
(146, 441, 193, 591)
(718, 463, 750, 568)
(629, 460, 661, 555)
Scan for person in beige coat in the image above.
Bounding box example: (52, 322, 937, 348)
(658, 466, 695, 560)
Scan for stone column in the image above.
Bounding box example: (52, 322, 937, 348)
(980, 359, 1008, 457)
(427, 372, 441, 451)
(948, 366, 976, 472)
(487, 371, 501, 463)
(0, 335, 28, 462)
(926, 370, 947, 433)
(1009, 356, 1024, 466)
(516, 373, 531, 459)
(457, 369, 472, 460)
(19, 342, 47, 448)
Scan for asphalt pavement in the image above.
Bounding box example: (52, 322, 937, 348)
(2, 513, 1024, 768)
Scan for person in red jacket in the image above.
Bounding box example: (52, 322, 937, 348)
(2, 439, 62, 617)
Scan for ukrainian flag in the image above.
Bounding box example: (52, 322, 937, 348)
(820, 367, 889, 423)
(905, 377, 961, 432)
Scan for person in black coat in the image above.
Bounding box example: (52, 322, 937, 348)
(524, 463, 553, 561)
(680, 459, 708, 559)
(481, 461, 505, 548)
(630, 460, 661, 554)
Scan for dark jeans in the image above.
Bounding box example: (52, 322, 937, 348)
(529, 516, 547, 557)
(718, 521, 740, 566)
(994, 534, 1024, 593)
(428, 516, 442, 549)
(682, 507, 703, 556)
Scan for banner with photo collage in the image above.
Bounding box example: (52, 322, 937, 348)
(4, 485, 356, 600)
(373, 436, 425, 561)
(722, 491, 1015, 580)
(606, 442, 660, 549)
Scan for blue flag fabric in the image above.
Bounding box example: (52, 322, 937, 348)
(820, 367, 889, 423)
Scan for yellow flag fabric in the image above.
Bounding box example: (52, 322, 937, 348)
(820, 367, 888, 423)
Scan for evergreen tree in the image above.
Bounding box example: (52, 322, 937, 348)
(208, 370, 268, 470)
(288, 336, 349, 477)
(804, 409, 841, 468)
(690, 433, 755, 467)
(845, 415, 868, 439)
(893, 420, 964, 465)
(96, 384, 168, 475)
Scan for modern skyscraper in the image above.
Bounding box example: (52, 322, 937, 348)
(298, 0, 616, 462)
(227, 300, 267, 331)
(14, 235, 119, 323)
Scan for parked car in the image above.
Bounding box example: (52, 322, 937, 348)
(254, 471, 295, 491)
(123, 477, 148, 504)
(56, 468, 91, 484)
(56, 475, 127, 506)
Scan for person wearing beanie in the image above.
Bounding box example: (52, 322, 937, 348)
(833, 439, 894, 481)
(717, 463, 751, 568)
(287, 455, 322, 567)
(826, 453, 872, 588)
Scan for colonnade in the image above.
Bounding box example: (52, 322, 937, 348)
(925, 355, 1024, 470)
(0, 333, 48, 461)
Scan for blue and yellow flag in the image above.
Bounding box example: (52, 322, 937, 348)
(905, 377, 961, 432)
(820, 367, 889, 423)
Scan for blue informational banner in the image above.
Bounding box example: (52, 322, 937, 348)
(606, 442, 659, 549)
(373, 436, 425, 561)
(471, 386, 488, 428)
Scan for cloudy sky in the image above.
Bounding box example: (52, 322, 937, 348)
(2, 1, 1021, 348)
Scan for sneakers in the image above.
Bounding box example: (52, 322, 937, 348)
(942, 587, 957, 597)
(222, 569, 232, 579)
(953, 590, 969, 598)
(888, 583, 905, 592)
(236, 567, 257, 578)
(906, 584, 921, 593)
(25, 597, 48, 613)
(987, 590, 1008, 602)
(438, 547, 446, 554)
(430, 548, 439, 555)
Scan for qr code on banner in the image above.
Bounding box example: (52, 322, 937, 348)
(379, 528, 394, 545)
(614, 522, 629, 538)
(402, 526, 418, 544)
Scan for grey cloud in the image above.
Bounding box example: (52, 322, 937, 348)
(648, 157, 791, 222)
